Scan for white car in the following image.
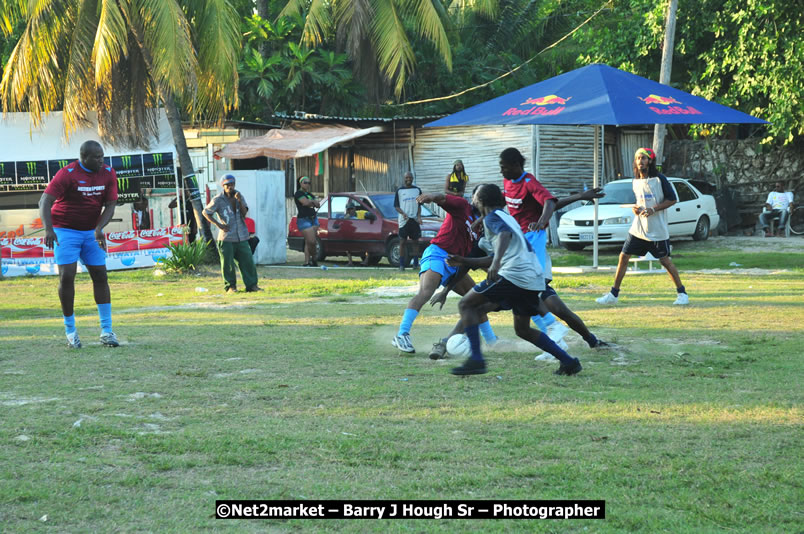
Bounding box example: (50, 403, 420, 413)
(557, 177, 720, 250)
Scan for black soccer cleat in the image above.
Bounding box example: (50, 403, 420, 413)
(554, 357, 582, 376)
(451, 358, 487, 376)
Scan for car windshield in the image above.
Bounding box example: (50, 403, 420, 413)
(370, 194, 436, 219)
(598, 182, 637, 205)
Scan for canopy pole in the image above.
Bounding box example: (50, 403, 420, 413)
(323, 149, 330, 198)
(593, 125, 601, 268)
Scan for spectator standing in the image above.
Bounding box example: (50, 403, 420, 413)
(394, 172, 422, 270)
(203, 174, 262, 293)
(294, 176, 320, 267)
(445, 160, 469, 196)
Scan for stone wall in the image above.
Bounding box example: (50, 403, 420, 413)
(663, 140, 802, 232)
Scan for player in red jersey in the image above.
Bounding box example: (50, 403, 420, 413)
(392, 193, 497, 355)
(39, 141, 119, 348)
(500, 147, 610, 354)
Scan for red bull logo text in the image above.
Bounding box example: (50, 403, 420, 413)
(639, 94, 702, 116)
(503, 94, 570, 117)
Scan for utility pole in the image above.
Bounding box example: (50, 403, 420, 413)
(653, 0, 679, 170)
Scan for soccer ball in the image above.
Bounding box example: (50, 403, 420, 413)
(446, 334, 472, 358)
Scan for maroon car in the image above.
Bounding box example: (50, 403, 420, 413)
(288, 192, 443, 265)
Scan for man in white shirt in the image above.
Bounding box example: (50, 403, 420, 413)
(759, 182, 794, 237)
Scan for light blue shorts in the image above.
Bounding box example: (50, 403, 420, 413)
(297, 217, 320, 231)
(53, 227, 106, 266)
(419, 243, 457, 287)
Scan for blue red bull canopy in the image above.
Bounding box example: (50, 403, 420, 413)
(425, 63, 768, 127)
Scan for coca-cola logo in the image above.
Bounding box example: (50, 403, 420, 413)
(12, 237, 44, 246)
(139, 229, 167, 238)
(108, 231, 136, 240)
(170, 226, 184, 235)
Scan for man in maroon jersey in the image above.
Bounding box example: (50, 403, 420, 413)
(392, 192, 497, 355)
(500, 147, 610, 353)
(39, 140, 119, 348)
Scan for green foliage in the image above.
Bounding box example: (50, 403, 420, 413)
(156, 239, 211, 273)
(571, 0, 802, 146)
(237, 14, 363, 120)
(0, 0, 239, 147)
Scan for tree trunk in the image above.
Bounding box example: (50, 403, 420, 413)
(256, 0, 270, 58)
(162, 95, 214, 243)
(124, 13, 213, 243)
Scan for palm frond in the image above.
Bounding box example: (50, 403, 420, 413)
(62, 0, 101, 137)
(371, 0, 415, 96)
(404, 0, 451, 70)
(188, 0, 240, 123)
(299, 0, 332, 46)
(129, 0, 198, 99)
(0, 2, 72, 124)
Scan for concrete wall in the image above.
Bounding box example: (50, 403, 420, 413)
(664, 139, 803, 230)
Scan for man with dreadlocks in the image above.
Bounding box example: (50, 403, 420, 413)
(596, 148, 689, 306)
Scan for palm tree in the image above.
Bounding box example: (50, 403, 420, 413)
(279, 0, 472, 100)
(0, 0, 241, 243)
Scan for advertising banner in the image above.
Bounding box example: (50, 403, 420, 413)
(1, 225, 186, 277)
(48, 158, 77, 178)
(0, 161, 15, 185)
(116, 176, 143, 203)
(16, 160, 49, 186)
(143, 152, 175, 176)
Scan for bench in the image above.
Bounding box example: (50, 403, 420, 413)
(629, 252, 662, 271)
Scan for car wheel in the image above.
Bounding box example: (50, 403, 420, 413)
(386, 237, 401, 266)
(315, 237, 326, 261)
(366, 255, 382, 266)
(563, 243, 586, 251)
(692, 216, 710, 241)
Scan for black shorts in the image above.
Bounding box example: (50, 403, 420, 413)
(474, 277, 542, 317)
(539, 280, 557, 300)
(622, 234, 671, 258)
(399, 218, 421, 240)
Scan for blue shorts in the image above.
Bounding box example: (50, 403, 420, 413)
(622, 234, 671, 258)
(475, 277, 542, 317)
(419, 244, 458, 287)
(297, 217, 320, 231)
(53, 228, 106, 266)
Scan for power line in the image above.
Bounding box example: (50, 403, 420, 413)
(395, 0, 612, 107)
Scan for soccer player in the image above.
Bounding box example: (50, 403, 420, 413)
(499, 147, 610, 354)
(392, 192, 497, 354)
(596, 148, 689, 305)
(39, 140, 119, 348)
(449, 184, 582, 376)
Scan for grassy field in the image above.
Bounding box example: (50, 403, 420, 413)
(1, 239, 802, 532)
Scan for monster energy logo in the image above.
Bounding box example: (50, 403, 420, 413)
(118, 177, 130, 190)
(153, 153, 163, 166)
(121, 155, 132, 168)
(26, 162, 37, 174)
(0, 163, 4, 175)
(58, 160, 69, 168)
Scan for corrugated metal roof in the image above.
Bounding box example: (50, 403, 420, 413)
(273, 111, 443, 123)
